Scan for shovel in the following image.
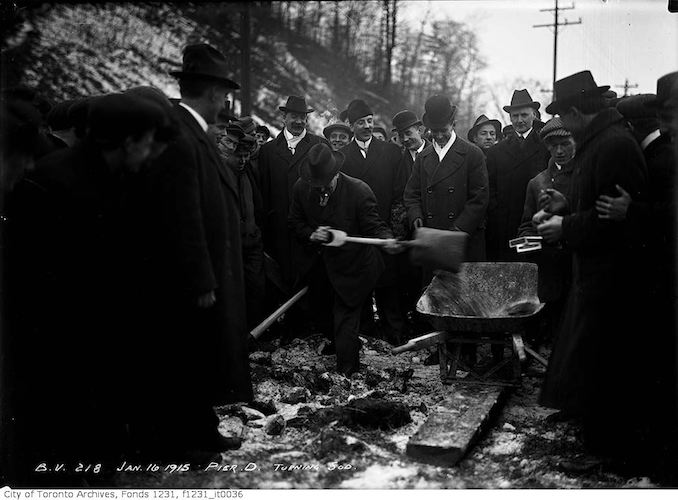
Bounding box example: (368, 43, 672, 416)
(250, 286, 309, 340)
(322, 226, 467, 274)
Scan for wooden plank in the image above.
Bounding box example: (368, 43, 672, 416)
(406, 385, 508, 466)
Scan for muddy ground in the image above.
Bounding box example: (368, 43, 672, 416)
(115, 335, 668, 489)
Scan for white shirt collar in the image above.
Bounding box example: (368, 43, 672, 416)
(284, 127, 306, 142)
(179, 102, 208, 132)
(409, 140, 426, 160)
(354, 136, 372, 150)
(641, 129, 661, 151)
(432, 131, 457, 161)
(519, 128, 533, 140)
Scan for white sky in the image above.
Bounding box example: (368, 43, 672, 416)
(400, 0, 678, 97)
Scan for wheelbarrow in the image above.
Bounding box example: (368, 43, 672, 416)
(393, 262, 545, 387)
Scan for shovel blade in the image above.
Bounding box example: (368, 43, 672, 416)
(409, 227, 467, 273)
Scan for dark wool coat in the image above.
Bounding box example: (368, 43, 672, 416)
(288, 173, 392, 308)
(539, 108, 649, 426)
(402, 139, 431, 178)
(403, 137, 489, 262)
(340, 138, 409, 286)
(258, 130, 328, 286)
(144, 105, 252, 404)
(486, 129, 549, 260)
(517, 157, 575, 302)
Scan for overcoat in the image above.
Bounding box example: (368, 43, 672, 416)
(485, 130, 549, 260)
(517, 157, 574, 302)
(258, 130, 327, 285)
(288, 173, 392, 308)
(539, 108, 649, 426)
(144, 104, 252, 404)
(402, 139, 431, 179)
(340, 138, 408, 286)
(403, 138, 489, 262)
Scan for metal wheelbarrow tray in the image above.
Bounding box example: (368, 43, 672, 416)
(416, 262, 544, 386)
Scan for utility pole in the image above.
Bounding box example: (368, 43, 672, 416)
(533, 0, 582, 103)
(615, 78, 639, 97)
(240, 2, 251, 116)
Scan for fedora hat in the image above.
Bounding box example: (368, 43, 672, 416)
(467, 114, 502, 141)
(422, 95, 457, 129)
(347, 99, 373, 124)
(645, 71, 678, 109)
(279, 95, 314, 114)
(323, 122, 352, 140)
(545, 70, 610, 115)
(170, 44, 239, 89)
(299, 143, 344, 188)
(503, 89, 540, 113)
(391, 109, 422, 133)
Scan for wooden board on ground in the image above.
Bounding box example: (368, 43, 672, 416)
(406, 384, 509, 466)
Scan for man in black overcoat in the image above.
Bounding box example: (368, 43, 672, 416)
(141, 44, 252, 457)
(340, 99, 408, 344)
(536, 71, 650, 464)
(288, 144, 401, 375)
(486, 89, 549, 261)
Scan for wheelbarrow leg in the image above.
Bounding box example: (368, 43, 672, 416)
(511, 333, 526, 363)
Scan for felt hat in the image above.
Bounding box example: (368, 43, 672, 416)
(422, 95, 457, 129)
(235, 115, 257, 135)
(338, 108, 349, 123)
(545, 70, 610, 115)
(299, 143, 344, 188)
(391, 110, 422, 133)
(170, 44, 239, 89)
(279, 95, 314, 114)
(323, 122, 352, 140)
(347, 99, 373, 124)
(645, 71, 678, 109)
(617, 94, 658, 120)
(539, 117, 572, 141)
(466, 114, 502, 141)
(503, 89, 541, 113)
(87, 93, 168, 148)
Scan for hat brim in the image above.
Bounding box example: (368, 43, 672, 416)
(503, 102, 541, 113)
(545, 85, 610, 114)
(300, 151, 344, 187)
(279, 106, 314, 114)
(323, 124, 352, 139)
(169, 71, 240, 90)
(392, 119, 423, 133)
(467, 119, 502, 141)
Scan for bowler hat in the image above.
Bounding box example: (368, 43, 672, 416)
(170, 44, 240, 89)
(617, 94, 657, 120)
(645, 71, 678, 109)
(503, 89, 541, 113)
(467, 114, 502, 141)
(422, 95, 457, 129)
(279, 95, 314, 114)
(339, 108, 349, 123)
(323, 122, 352, 140)
(299, 143, 344, 188)
(347, 99, 373, 124)
(391, 110, 422, 133)
(545, 70, 610, 115)
(539, 117, 571, 141)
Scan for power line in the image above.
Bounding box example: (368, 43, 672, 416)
(614, 79, 639, 97)
(533, 0, 582, 105)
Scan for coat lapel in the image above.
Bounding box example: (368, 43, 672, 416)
(274, 133, 294, 163)
(428, 139, 466, 187)
(288, 134, 312, 170)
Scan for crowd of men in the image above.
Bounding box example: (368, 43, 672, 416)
(1, 40, 677, 484)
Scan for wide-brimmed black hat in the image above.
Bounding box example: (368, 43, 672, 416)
(617, 94, 657, 120)
(545, 70, 610, 115)
(347, 99, 373, 124)
(391, 109, 422, 133)
(466, 114, 502, 141)
(170, 44, 240, 89)
(422, 95, 457, 129)
(503, 89, 541, 113)
(645, 71, 678, 109)
(299, 143, 344, 187)
(323, 122, 352, 140)
(279, 95, 314, 114)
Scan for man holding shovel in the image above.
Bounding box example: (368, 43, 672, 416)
(288, 143, 402, 376)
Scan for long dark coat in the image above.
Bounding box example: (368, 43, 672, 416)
(539, 109, 649, 431)
(517, 157, 574, 302)
(340, 138, 408, 286)
(485, 129, 549, 260)
(258, 130, 327, 285)
(288, 173, 392, 308)
(402, 139, 431, 179)
(403, 138, 489, 262)
(144, 104, 252, 404)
